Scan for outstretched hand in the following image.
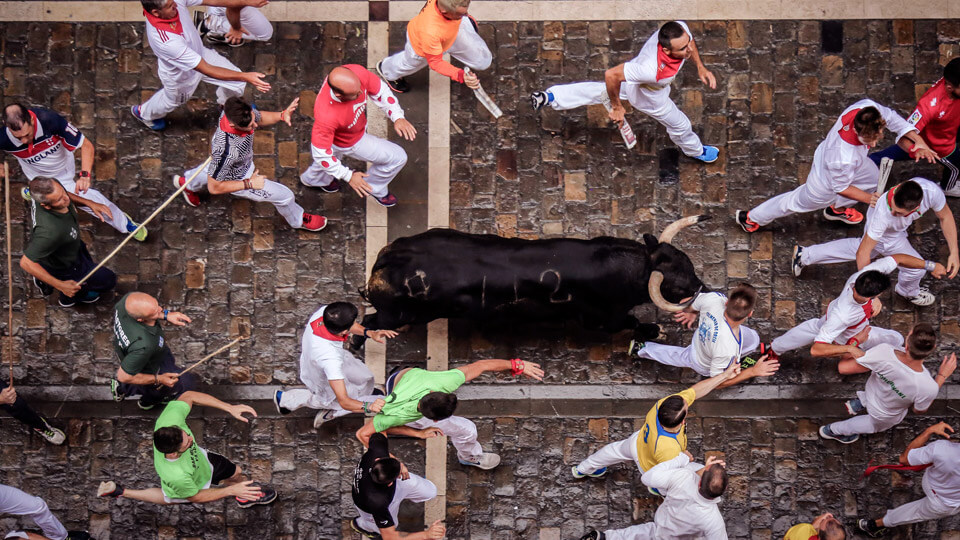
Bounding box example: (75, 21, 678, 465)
(927, 422, 954, 439)
(229, 404, 258, 423)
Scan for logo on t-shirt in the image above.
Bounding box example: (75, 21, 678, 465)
(158, 336, 164, 347)
(930, 97, 938, 107)
(69, 227, 77, 239)
(908, 110, 922, 126)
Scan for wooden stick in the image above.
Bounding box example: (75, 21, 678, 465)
(4, 162, 12, 385)
(78, 156, 212, 286)
(179, 336, 245, 375)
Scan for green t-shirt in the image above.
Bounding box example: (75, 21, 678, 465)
(153, 400, 212, 500)
(373, 368, 467, 432)
(113, 293, 170, 376)
(23, 201, 81, 270)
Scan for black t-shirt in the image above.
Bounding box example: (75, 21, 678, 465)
(352, 433, 398, 529)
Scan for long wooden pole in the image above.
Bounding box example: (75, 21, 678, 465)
(4, 162, 12, 385)
(78, 156, 212, 285)
(179, 336, 245, 376)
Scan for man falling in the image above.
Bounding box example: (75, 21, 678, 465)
(531, 21, 720, 163)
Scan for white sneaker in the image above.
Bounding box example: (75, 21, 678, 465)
(944, 184, 960, 198)
(459, 452, 501, 470)
(35, 421, 65, 445)
(313, 409, 336, 429)
(908, 287, 936, 306)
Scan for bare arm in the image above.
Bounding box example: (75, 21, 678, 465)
(716, 356, 779, 389)
(194, 60, 270, 93)
(855, 236, 879, 270)
(177, 390, 256, 422)
(330, 379, 383, 414)
(457, 359, 544, 382)
(79, 137, 95, 180)
(687, 35, 716, 89)
(899, 422, 953, 465)
(603, 64, 627, 119)
(836, 186, 873, 205)
(937, 205, 960, 278)
(202, 0, 266, 8)
(689, 362, 740, 399)
(812, 342, 862, 360)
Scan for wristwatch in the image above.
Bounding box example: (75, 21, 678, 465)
(78, 171, 90, 179)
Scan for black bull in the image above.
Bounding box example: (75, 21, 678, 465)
(359, 215, 710, 340)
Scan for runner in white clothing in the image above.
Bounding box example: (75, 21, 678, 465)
(578, 453, 728, 540)
(0, 484, 89, 540)
(736, 99, 936, 232)
(273, 302, 397, 429)
(196, 4, 273, 46)
(630, 284, 779, 387)
(794, 178, 959, 306)
(770, 255, 945, 364)
(531, 21, 720, 163)
(820, 324, 955, 444)
(131, 0, 272, 131)
(858, 422, 960, 537)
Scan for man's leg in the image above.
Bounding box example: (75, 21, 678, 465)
(116, 487, 171, 505)
(198, 47, 246, 105)
(770, 319, 823, 355)
(940, 148, 960, 194)
(799, 237, 861, 267)
(0, 485, 69, 540)
(635, 92, 703, 157)
(68, 245, 117, 299)
(379, 37, 429, 80)
(741, 325, 761, 356)
(867, 143, 911, 167)
(827, 413, 899, 437)
(183, 162, 209, 191)
(342, 134, 407, 198)
(299, 150, 344, 189)
(544, 81, 608, 111)
(861, 326, 904, 350)
(56, 176, 130, 234)
(2, 394, 50, 432)
(604, 522, 657, 540)
(232, 179, 306, 228)
(636, 343, 704, 373)
(278, 387, 380, 419)
(574, 431, 639, 475)
(138, 349, 197, 407)
(447, 17, 493, 71)
(204, 6, 273, 41)
(138, 75, 202, 122)
(747, 184, 832, 227)
(882, 495, 958, 527)
(408, 416, 484, 462)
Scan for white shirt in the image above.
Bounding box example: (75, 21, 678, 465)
(806, 99, 915, 197)
(622, 21, 692, 90)
(814, 256, 898, 345)
(691, 292, 742, 376)
(908, 440, 960, 507)
(298, 305, 375, 407)
(640, 454, 727, 540)
(856, 343, 938, 423)
(144, 0, 206, 84)
(865, 177, 946, 246)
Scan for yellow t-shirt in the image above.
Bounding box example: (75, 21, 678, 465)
(636, 388, 696, 471)
(784, 523, 818, 540)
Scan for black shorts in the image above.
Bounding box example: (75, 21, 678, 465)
(208, 451, 238, 485)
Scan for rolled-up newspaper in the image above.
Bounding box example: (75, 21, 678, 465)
(877, 156, 893, 195)
(602, 99, 637, 149)
(464, 67, 502, 119)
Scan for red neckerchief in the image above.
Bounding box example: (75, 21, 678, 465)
(863, 460, 931, 478)
(143, 9, 184, 35)
(219, 115, 254, 137)
(310, 318, 347, 341)
(656, 47, 684, 81)
(838, 108, 864, 145)
(886, 185, 921, 217)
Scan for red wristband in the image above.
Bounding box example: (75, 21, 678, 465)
(510, 358, 524, 376)
(846, 338, 860, 347)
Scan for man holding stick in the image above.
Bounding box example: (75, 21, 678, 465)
(97, 390, 277, 508)
(19, 178, 117, 307)
(109, 292, 197, 410)
(175, 96, 327, 231)
(0, 385, 65, 445)
(1, 103, 143, 238)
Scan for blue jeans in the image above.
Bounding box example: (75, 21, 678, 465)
(38, 243, 117, 303)
(869, 143, 960, 191)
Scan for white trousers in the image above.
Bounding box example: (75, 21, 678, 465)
(278, 388, 382, 420)
(884, 476, 960, 526)
(799, 235, 926, 298)
(828, 413, 901, 437)
(300, 133, 407, 198)
(771, 318, 903, 355)
(139, 47, 246, 121)
(605, 522, 657, 540)
(637, 326, 760, 377)
(406, 416, 483, 462)
(43, 161, 129, 233)
(205, 6, 273, 41)
(184, 163, 305, 228)
(354, 473, 438, 533)
(379, 19, 493, 80)
(0, 485, 68, 540)
(545, 81, 703, 157)
(576, 431, 643, 475)
(748, 179, 874, 227)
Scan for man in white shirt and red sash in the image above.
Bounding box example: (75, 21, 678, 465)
(531, 21, 720, 163)
(131, 0, 271, 131)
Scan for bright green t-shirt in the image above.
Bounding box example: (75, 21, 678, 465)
(153, 400, 212, 500)
(373, 368, 467, 432)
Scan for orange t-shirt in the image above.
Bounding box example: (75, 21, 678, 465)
(406, 0, 466, 82)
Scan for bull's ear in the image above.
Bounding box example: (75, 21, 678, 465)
(643, 233, 659, 250)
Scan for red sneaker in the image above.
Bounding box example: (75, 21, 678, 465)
(823, 206, 863, 225)
(302, 213, 327, 231)
(173, 175, 201, 207)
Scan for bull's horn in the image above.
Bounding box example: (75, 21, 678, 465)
(658, 214, 711, 244)
(648, 271, 699, 313)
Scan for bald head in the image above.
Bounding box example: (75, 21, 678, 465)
(327, 67, 362, 100)
(126, 292, 160, 320)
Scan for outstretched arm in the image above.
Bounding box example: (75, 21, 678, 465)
(899, 422, 953, 465)
(603, 64, 627, 123)
(937, 205, 959, 278)
(456, 359, 544, 382)
(176, 391, 256, 422)
(716, 355, 779, 389)
(687, 36, 716, 89)
(689, 362, 740, 399)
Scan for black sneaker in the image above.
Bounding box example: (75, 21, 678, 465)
(791, 245, 804, 277)
(628, 339, 645, 357)
(858, 519, 888, 538)
(110, 379, 126, 402)
(79, 291, 101, 304)
(376, 60, 410, 93)
(193, 10, 209, 37)
(33, 276, 54, 296)
(273, 390, 291, 415)
(580, 531, 605, 540)
(58, 295, 77, 308)
(137, 397, 157, 411)
(67, 531, 92, 540)
(819, 424, 859, 444)
(320, 179, 342, 193)
(530, 91, 549, 111)
(236, 483, 278, 508)
(350, 517, 381, 539)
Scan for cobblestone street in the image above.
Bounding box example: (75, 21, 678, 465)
(1, 11, 960, 540)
